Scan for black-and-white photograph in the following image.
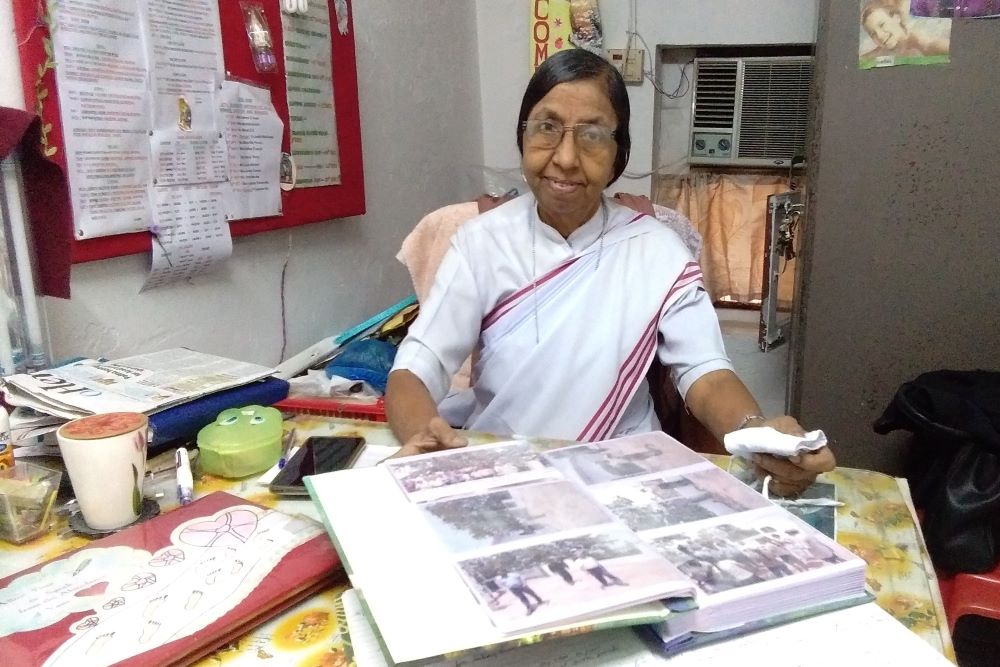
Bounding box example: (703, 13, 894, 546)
(651, 513, 849, 596)
(456, 529, 689, 628)
(385, 441, 551, 499)
(543, 432, 705, 486)
(419, 481, 613, 552)
(592, 466, 772, 532)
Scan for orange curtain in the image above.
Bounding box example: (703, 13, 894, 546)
(655, 173, 798, 307)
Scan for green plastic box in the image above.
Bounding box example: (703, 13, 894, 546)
(197, 405, 283, 478)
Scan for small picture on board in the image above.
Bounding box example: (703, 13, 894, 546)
(177, 96, 192, 132)
(279, 153, 296, 191)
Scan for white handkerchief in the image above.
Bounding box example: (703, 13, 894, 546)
(724, 426, 828, 458)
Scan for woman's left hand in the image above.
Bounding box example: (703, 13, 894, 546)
(749, 416, 836, 497)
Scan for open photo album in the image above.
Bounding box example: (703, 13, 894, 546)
(306, 432, 868, 665)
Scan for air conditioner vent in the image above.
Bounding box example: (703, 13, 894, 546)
(692, 60, 738, 129)
(689, 56, 813, 168)
(738, 59, 813, 160)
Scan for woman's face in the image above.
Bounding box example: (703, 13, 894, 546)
(864, 8, 907, 49)
(521, 78, 617, 232)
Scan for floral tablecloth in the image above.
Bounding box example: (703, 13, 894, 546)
(2, 415, 955, 665)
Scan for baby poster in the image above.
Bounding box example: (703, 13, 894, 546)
(859, 0, 952, 69)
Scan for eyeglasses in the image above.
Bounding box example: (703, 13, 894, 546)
(521, 119, 616, 153)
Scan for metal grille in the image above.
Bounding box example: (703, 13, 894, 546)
(692, 60, 738, 129)
(737, 57, 813, 160)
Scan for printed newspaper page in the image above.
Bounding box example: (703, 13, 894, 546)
(0, 349, 273, 419)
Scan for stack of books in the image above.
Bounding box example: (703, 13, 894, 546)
(306, 431, 870, 665)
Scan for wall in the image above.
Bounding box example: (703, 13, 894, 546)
(793, 4, 1000, 473)
(476, 0, 818, 194)
(0, 1, 484, 367)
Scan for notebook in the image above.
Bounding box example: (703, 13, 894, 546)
(0, 491, 341, 667)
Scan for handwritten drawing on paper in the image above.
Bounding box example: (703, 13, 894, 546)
(0, 506, 320, 667)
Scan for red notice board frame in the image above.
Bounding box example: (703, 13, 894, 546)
(13, 0, 365, 263)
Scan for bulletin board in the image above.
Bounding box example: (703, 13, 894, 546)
(12, 0, 364, 268)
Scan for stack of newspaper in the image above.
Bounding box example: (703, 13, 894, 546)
(1, 349, 274, 443)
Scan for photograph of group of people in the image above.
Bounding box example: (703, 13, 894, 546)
(456, 529, 690, 627)
(385, 440, 551, 501)
(543, 433, 705, 486)
(419, 480, 614, 552)
(591, 464, 773, 533)
(385, 432, 850, 630)
(650, 511, 852, 596)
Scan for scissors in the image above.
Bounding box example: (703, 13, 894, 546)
(283, 0, 308, 14)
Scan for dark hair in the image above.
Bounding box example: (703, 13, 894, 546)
(516, 48, 631, 185)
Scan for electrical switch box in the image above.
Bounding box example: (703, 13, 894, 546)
(607, 48, 644, 84)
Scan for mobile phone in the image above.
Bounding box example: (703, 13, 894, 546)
(269, 436, 365, 496)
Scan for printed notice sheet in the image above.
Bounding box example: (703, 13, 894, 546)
(219, 81, 282, 220)
(49, 0, 153, 237)
(143, 0, 224, 134)
(150, 130, 228, 187)
(142, 185, 233, 291)
(282, 0, 342, 187)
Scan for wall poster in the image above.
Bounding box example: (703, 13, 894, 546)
(529, 0, 604, 72)
(859, 0, 952, 69)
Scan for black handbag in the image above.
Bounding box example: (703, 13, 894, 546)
(873, 370, 1000, 573)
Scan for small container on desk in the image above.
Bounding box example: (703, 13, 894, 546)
(0, 461, 61, 544)
(273, 396, 387, 422)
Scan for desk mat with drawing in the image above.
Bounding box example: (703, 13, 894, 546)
(0, 492, 341, 667)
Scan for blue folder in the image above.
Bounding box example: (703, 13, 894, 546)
(148, 376, 289, 450)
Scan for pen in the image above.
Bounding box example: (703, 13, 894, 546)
(278, 428, 297, 469)
(175, 447, 194, 506)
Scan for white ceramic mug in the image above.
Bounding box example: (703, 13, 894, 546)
(57, 412, 148, 531)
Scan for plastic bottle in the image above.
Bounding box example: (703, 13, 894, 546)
(0, 406, 12, 470)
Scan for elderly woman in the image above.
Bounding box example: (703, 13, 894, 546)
(386, 48, 833, 496)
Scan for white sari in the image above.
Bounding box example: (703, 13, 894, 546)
(395, 194, 724, 442)
(468, 209, 701, 441)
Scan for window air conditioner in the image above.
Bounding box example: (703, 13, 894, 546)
(689, 56, 813, 168)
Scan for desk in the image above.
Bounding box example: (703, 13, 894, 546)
(0, 416, 955, 665)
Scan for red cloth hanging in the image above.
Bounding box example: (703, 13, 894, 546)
(0, 107, 72, 298)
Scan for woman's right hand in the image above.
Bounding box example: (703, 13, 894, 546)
(389, 417, 468, 459)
